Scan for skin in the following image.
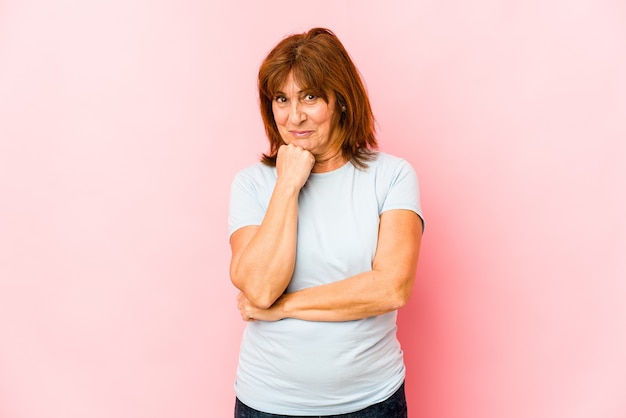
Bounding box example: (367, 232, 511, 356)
(230, 72, 423, 321)
(272, 71, 346, 173)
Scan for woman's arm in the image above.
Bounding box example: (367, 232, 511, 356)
(237, 209, 423, 322)
(230, 145, 314, 309)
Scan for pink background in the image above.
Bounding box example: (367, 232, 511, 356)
(1, 1, 625, 417)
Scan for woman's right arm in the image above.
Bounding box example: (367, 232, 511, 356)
(229, 145, 314, 309)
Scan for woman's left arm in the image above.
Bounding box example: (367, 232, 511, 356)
(237, 209, 423, 322)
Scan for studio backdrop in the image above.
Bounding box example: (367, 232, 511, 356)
(1, 1, 624, 417)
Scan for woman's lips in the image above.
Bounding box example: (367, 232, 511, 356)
(290, 130, 313, 138)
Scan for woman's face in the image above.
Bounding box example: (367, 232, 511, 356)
(272, 72, 341, 164)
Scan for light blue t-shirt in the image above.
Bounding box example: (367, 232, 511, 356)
(228, 151, 423, 415)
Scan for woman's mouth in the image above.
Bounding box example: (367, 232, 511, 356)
(290, 130, 313, 138)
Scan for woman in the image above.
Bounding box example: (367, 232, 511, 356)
(228, 28, 423, 417)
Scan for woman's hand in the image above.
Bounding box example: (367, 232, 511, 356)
(237, 292, 285, 322)
(276, 144, 315, 191)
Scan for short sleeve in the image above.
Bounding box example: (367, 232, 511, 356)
(378, 158, 424, 229)
(228, 169, 268, 237)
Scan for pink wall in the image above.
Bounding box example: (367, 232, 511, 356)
(1, 1, 624, 417)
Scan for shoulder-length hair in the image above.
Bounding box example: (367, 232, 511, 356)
(258, 28, 377, 168)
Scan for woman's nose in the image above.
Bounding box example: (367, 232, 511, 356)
(288, 102, 306, 124)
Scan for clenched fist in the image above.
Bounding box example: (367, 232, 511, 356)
(276, 144, 315, 191)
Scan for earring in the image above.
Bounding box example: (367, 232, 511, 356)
(341, 105, 347, 112)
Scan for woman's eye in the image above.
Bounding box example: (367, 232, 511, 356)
(304, 94, 316, 101)
(274, 96, 287, 103)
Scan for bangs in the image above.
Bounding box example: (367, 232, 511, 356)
(262, 60, 329, 102)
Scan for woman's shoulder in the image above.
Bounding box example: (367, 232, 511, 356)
(233, 161, 276, 181)
(230, 162, 278, 197)
(368, 151, 415, 173)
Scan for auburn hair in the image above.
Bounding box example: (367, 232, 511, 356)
(258, 28, 377, 168)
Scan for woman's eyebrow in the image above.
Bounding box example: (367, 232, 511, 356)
(273, 89, 310, 96)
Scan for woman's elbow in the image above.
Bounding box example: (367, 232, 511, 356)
(230, 275, 276, 309)
(389, 278, 414, 310)
(246, 292, 275, 310)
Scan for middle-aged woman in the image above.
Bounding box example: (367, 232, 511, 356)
(228, 28, 424, 417)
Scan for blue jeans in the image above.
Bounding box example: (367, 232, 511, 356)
(234, 382, 407, 418)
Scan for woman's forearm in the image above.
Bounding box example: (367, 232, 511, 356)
(237, 267, 414, 323)
(278, 269, 415, 321)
